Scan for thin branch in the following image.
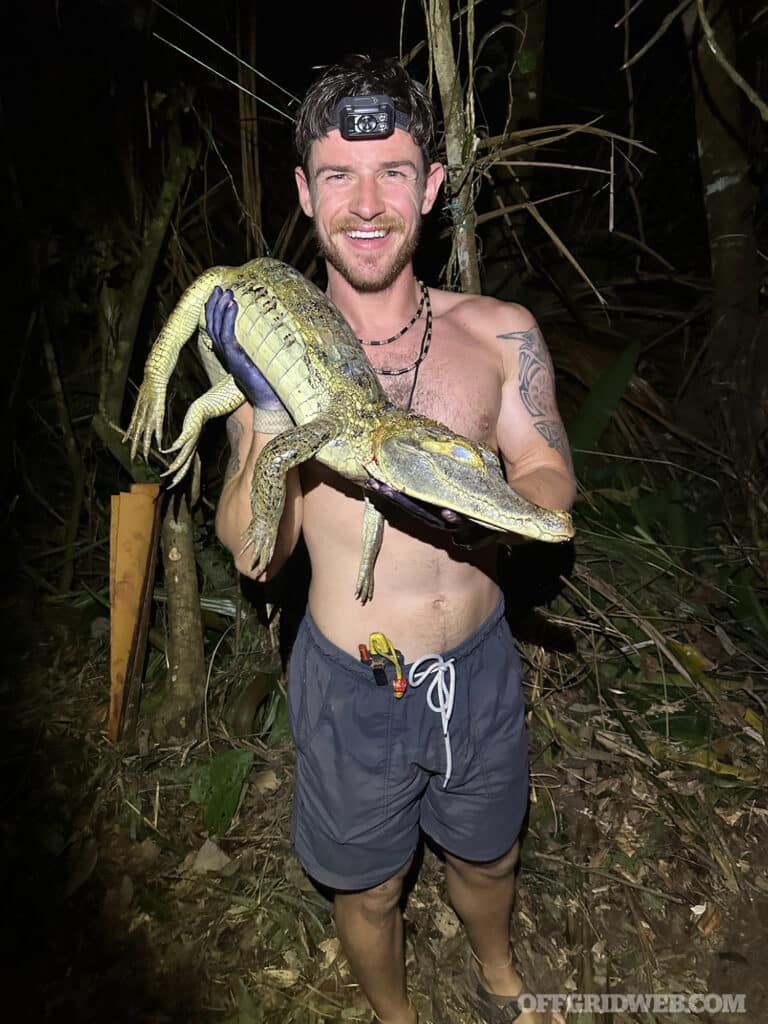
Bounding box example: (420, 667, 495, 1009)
(152, 34, 295, 122)
(496, 160, 611, 175)
(477, 121, 656, 156)
(614, 0, 650, 29)
(622, 0, 646, 243)
(622, 0, 694, 70)
(696, 0, 768, 121)
(467, 189, 578, 230)
(525, 201, 607, 307)
(151, 0, 299, 102)
(39, 307, 86, 592)
(609, 137, 615, 232)
(611, 230, 676, 271)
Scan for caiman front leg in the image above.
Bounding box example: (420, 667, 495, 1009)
(125, 266, 226, 460)
(164, 375, 246, 485)
(355, 496, 385, 604)
(242, 415, 339, 572)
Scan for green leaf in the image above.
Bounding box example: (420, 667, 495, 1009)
(731, 574, 768, 642)
(189, 749, 254, 834)
(631, 485, 690, 549)
(265, 688, 292, 746)
(567, 341, 640, 473)
(516, 48, 537, 74)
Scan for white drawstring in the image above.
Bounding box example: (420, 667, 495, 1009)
(408, 654, 456, 788)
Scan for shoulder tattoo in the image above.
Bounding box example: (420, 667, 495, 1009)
(497, 325, 557, 418)
(224, 416, 243, 479)
(497, 325, 572, 464)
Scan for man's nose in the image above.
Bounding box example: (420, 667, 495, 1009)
(350, 174, 385, 220)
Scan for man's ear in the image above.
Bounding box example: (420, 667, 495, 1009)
(421, 162, 445, 215)
(294, 166, 314, 217)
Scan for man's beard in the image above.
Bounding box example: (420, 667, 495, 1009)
(313, 222, 421, 293)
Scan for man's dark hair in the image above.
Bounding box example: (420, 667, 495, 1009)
(294, 55, 437, 171)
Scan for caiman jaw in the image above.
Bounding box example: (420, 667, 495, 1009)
(369, 421, 574, 543)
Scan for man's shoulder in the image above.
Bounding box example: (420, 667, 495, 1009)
(429, 287, 535, 333)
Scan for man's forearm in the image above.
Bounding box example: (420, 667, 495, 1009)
(507, 465, 577, 513)
(215, 418, 302, 580)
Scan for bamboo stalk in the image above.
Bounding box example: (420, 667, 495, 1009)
(428, 0, 482, 293)
(237, 7, 265, 256)
(150, 494, 206, 743)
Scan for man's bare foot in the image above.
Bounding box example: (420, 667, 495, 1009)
(472, 952, 566, 1024)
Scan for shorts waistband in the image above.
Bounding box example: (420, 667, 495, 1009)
(301, 595, 506, 677)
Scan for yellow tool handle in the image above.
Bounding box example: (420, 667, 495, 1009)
(368, 632, 404, 680)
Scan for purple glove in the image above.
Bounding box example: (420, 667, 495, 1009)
(366, 478, 495, 538)
(205, 287, 284, 411)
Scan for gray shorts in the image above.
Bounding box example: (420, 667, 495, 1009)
(287, 598, 529, 891)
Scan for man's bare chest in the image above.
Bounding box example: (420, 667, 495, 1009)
(369, 334, 503, 445)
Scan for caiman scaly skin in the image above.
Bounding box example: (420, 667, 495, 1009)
(126, 257, 574, 602)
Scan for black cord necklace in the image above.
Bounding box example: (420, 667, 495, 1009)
(373, 286, 433, 411)
(357, 281, 428, 347)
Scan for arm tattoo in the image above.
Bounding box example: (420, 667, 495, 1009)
(498, 326, 573, 464)
(224, 416, 243, 480)
(534, 420, 571, 462)
(497, 326, 557, 418)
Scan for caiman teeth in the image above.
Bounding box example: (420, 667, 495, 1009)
(346, 229, 388, 238)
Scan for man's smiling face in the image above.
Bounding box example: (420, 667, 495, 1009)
(295, 129, 444, 292)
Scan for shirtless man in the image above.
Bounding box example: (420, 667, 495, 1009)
(213, 56, 575, 1024)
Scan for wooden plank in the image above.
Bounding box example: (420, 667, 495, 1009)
(108, 484, 161, 743)
(122, 485, 162, 742)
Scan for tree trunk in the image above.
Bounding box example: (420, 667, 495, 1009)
(428, 0, 482, 293)
(681, 3, 764, 452)
(238, 3, 264, 257)
(484, 0, 548, 298)
(151, 494, 205, 744)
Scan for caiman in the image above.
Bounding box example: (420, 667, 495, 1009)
(126, 257, 574, 602)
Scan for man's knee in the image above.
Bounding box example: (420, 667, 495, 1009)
(335, 858, 412, 923)
(446, 840, 520, 883)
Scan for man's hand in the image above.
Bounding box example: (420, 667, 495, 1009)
(205, 287, 285, 411)
(365, 478, 497, 546)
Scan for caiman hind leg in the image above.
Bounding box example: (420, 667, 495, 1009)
(241, 416, 339, 572)
(125, 266, 226, 461)
(355, 496, 385, 604)
(164, 375, 246, 485)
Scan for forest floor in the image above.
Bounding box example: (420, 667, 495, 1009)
(4, 584, 767, 1024)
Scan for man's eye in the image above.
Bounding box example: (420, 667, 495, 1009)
(385, 170, 405, 178)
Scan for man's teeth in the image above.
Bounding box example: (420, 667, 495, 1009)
(346, 229, 387, 238)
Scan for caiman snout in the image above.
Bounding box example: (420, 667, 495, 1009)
(369, 419, 574, 543)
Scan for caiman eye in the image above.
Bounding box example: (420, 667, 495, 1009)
(451, 444, 473, 460)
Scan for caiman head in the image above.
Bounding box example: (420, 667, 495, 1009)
(365, 417, 574, 543)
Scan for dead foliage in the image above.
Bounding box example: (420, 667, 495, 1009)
(8, 419, 768, 1022)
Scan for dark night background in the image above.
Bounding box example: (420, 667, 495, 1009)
(1, 0, 717, 529)
(1, 1, 766, 1021)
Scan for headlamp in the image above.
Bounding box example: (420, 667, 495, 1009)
(328, 95, 412, 141)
